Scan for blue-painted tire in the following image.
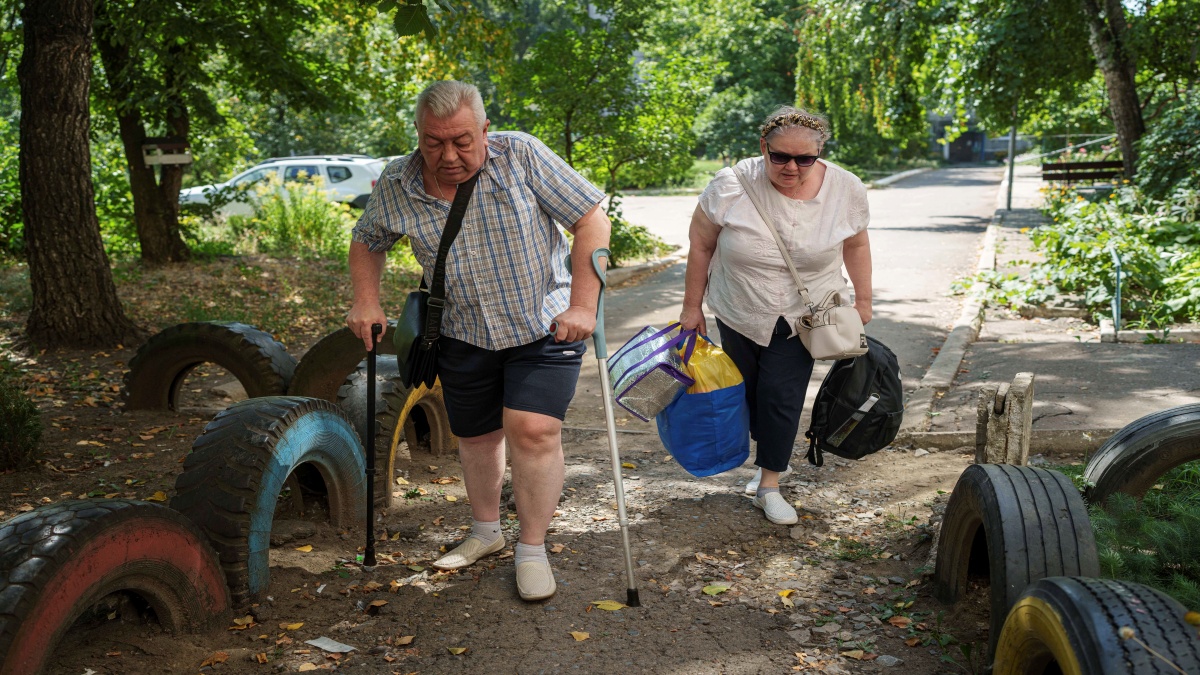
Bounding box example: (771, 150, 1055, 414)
(170, 396, 366, 607)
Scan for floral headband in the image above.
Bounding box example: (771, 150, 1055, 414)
(759, 112, 827, 138)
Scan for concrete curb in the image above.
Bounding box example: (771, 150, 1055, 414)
(869, 167, 932, 188)
(897, 207, 1003, 436)
(606, 249, 686, 286)
(1098, 319, 1200, 344)
(899, 427, 1120, 457)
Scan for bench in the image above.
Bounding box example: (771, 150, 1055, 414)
(1041, 160, 1124, 183)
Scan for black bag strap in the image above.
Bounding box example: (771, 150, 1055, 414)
(422, 169, 481, 347)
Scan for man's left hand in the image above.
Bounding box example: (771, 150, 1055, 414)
(551, 305, 596, 342)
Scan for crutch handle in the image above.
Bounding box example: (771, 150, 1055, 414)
(590, 248, 610, 359)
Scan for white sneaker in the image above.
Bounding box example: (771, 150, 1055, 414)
(744, 465, 793, 495)
(752, 491, 798, 525)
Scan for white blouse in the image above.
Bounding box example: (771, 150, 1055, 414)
(698, 157, 870, 347)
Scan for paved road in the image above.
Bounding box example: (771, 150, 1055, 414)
(611, 166, 1004, 392)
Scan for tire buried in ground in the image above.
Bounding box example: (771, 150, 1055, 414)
(993, 576, 1200, 674)
(385, 379, 456, 458)
(336, 356, 402, 508)
(1084, 403, 1200, 505)
(0, 500, 230, 675)
(123, 322, 296, 410)
(288, 323, 397, 402)
(171, 396, 366, 607)
(933, 464, 1099, 660)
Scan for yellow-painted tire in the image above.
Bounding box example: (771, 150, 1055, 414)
(994, 577, 1200, 674)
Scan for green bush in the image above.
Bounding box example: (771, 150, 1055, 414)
(1093, 491, 1200, 610)
(605, 197, 667, 266)
(0, 376, 42, 470)
(1009, 184, 1200, 323)
(232, 175, 358, 259)
(0, 115, 22, 259)
(1136, 93, 1200, 200)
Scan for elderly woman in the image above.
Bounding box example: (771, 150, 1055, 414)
(679, 106, 872, 525)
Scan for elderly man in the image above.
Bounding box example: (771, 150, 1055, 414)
(347, 80, 610, 601)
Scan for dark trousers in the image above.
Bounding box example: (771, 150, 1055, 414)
(716, 317, 815, 473)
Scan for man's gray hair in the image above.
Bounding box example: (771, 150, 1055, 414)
(760, 105, 831, 143)
(415, 80, 486, 129)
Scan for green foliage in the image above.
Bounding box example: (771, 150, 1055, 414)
(0, 112, 20, 259)
(0, 373, 42, 471)
(796, 0, 933, 168)
(987, 185, 1200, 323)
(657, 0, 796, 162)
(230, 175, 358, 260)
(90, 133, 139, 259)
(606, 197, 667, 266)
(1136, 93, 1200, 201)
(1093, 489, 1200, 610)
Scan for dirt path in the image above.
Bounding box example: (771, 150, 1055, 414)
(18, 350, 997, 675)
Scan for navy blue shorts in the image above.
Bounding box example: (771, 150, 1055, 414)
(436, 335, 586, 438)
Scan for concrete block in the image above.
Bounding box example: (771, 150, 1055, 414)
(975, 372, 1035, 465)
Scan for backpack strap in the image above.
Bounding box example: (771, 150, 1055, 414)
(805, 431, 824, 467)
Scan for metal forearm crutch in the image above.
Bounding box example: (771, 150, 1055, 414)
(590, 248, 640, 607)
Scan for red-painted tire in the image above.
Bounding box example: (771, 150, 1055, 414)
(0, 500, 230, 675)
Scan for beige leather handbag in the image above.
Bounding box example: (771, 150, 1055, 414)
(733, 167, 868, 361)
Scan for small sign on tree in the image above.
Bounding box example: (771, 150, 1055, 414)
(142, 136, 192, 167)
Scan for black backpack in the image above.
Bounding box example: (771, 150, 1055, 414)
(804, 336, 904, 466)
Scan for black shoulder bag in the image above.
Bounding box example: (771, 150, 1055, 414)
(394, 170, 481, 388)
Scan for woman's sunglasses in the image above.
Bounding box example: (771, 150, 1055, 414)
(766, 145, 820, 167)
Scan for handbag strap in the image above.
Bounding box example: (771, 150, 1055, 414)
(733, 166, 814, 310)
(422, 168, 482, 347)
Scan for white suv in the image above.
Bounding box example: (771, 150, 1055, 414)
(179, 155, 386, 217)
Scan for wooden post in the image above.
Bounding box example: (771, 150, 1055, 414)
(975, 373, 1036, 465)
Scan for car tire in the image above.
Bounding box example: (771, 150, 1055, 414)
(0, 500, 230, 675)
(170, 396, 366, 607)
(1083, 403, 1200, 505)
(933, 464, 1099, 661)
(123, 322, 295, 410)
(289, 323, 397, 402)
(993, 576, 1200, 674)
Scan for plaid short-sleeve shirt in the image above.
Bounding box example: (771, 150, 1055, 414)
(351, 131, 605, 351)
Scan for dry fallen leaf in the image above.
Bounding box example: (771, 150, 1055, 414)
(200, 651, 229, 667)
(781, 596, 795, 608)
(369, 600, 388, 608)
(841, 649, 866, 660)
(702, 584, 731, 596)
(570, 631, 590, 641)
(591, 515, 607, 522)
(447, 647, 467, 655)
(255, 653, 268, 664)
(445, 495, 457, 502)
(295, 544, 313, 552)
(145, 491, 167, 502)
(591, 600, 626, 611)
(395, 476, 409, 485)
(550, 543, 565, 554)
(888, 616, 912, 629)
(621, 462, 636, 469)
(397, 635, 415, 646)
(281, 622, 304, 630)
(778, 589, 796, 597)
(232, 615, 254, 626)
(905, 637, 922, 647)
(298, 664, 318, 672)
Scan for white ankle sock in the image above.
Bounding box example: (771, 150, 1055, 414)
(514, 541, 548, 566)
(471, 520, 501, 545)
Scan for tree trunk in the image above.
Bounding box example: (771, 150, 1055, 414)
(1079, 0, 1144, 177)
(93, 0, 189, 264)
(18, 0, 143, 348)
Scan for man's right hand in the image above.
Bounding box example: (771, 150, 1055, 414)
(347, 302, 387, 351)
(679, 305, 707, 337)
